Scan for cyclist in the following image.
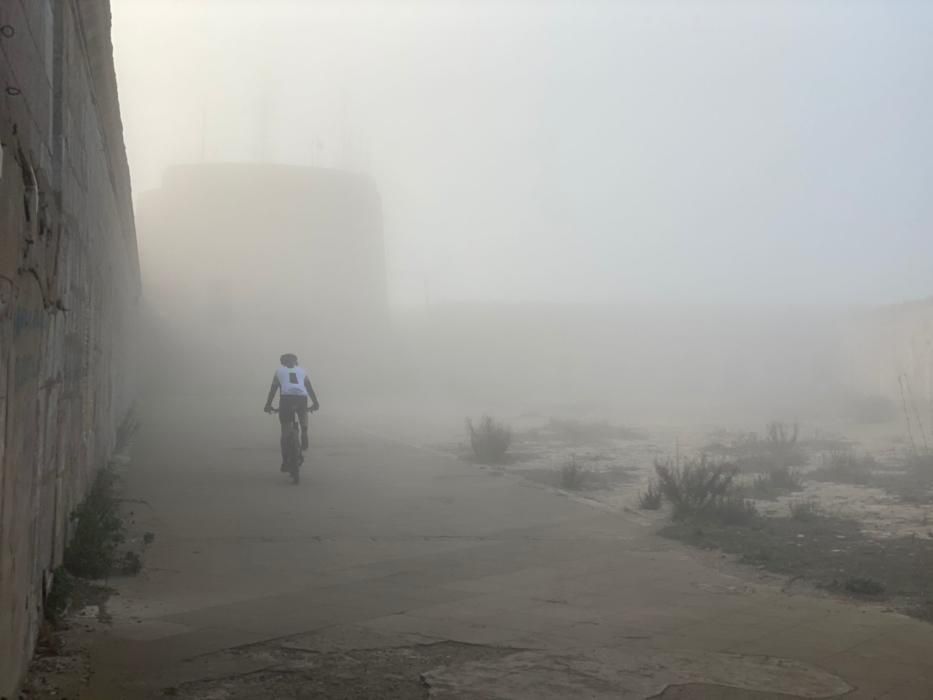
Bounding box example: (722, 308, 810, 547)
(264, 353, 320, 469)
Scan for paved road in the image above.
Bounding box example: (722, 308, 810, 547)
(81, 397, 933, 698)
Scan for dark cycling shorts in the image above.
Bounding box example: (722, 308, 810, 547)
(279, 395, 309, 425)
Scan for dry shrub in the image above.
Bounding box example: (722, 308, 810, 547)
(559, 456, 588, 490)
(750, 466, 804, 499)
(707, 422, 808, 473)
(639, 481, 663, 510)
(467, 416, 512, 464)
(654, 455, 756, 524)
(811, 450, 876, 486)
(789, 499, 823, 521)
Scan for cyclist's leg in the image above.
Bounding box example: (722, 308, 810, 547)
(298, 397, 309, 450)
(279, 398, 295, 469)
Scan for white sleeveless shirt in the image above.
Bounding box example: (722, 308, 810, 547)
(276, 366, 309, 397)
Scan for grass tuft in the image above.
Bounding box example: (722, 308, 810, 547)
(638, 481, 663, 510)
(467, 416, 512, 464)
(559, 456, 588, 490)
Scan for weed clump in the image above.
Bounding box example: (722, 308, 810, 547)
(63, 467, 125, 579)
(654, 455, 756, 524)
(559, 456, 588, 490)
(45, 465, 144, 623)
(750, 466, 804, 499)
(117, 551, 143, 576)
(789, 499, 823, 521)
(874, 452, 933, 503)
(811, 450, 876, 486)
(44, 567, 76, 623)
(843, 576, 885, 596)
(638, 482, 663, 510)
(762, 421, 808, 470)
(706, 422, 808, 473)
(467, 416, 512, 464)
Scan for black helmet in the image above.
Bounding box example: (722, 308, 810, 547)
(280, 353, 298, 365)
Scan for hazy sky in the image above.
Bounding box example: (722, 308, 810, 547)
(112, 0, 933, 307)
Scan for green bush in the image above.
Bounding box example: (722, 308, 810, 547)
(44, 567, 76, 623)
(63, 467, 125, 579)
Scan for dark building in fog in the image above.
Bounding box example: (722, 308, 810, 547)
(136, 163, 387, 398)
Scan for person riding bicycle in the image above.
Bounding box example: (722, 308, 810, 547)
(264, 354, 320, 467)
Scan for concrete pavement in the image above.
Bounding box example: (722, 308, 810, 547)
(79, 397, 933, 698)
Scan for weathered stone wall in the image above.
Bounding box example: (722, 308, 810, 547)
(0, 1, 138, 694)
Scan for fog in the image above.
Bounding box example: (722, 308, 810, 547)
(113, 0, 933, 428)
(46, 4, 933, 694)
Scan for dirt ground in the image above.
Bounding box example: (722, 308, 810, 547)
(439, 414, 933, 621)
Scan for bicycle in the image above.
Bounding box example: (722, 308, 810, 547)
(269, 407, 303, 484)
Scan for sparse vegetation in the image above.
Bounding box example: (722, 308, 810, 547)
(873, 452, 933, 503)
(809, 450, 877, 486)
(63, 466, 126, 579)
(467, 416, 512, 464)
(763, 420, 808, 469)
(118, 551, 143, 576)
(788, 499, 823, 521)
(705, 422, 808, 473)
(559, 456, 588, 490)
(662, 512, 933, 620)
(44, 568, 76, 623)
(749, 466, 804, 499)
(638, 481, 663, 510)
(654, 455, 756, 524)
(44, 465, 145, 623)
(843, 576, 885, 596)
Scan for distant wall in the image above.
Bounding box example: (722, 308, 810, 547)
(0, 1, 138, 693)
(390, 303, 844, 425)
(840, 299, 933, 429)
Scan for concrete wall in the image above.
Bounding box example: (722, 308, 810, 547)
(0, 1, 138, 694)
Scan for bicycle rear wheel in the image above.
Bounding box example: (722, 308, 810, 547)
(285, 426, 302, 483)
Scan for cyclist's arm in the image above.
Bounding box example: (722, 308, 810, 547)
(304, 377, 320, 410)
(264, 376, 280, 411)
